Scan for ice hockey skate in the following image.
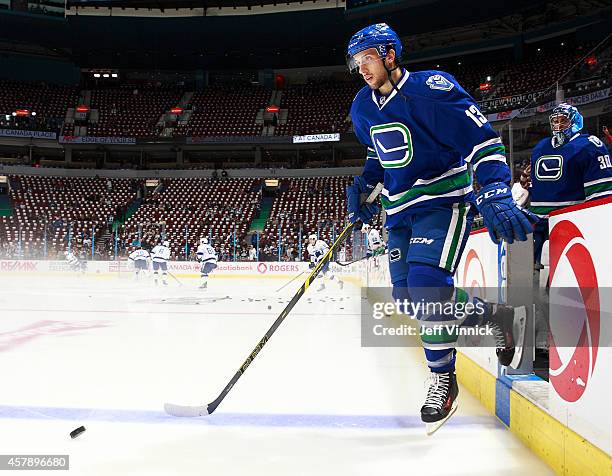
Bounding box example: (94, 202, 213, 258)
(487, 304, 527, 368)
(421, 370, 459, 435)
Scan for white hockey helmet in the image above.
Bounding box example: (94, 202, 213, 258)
(308, 234, 317, 243)
(361, 223, 371, 233)
(200, 237, 209, 245)
(163, 240, 170, 247)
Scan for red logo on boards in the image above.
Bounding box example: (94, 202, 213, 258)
(257, 263, 268, 274)
(461, 249, 487, 293)
(548, 220, 600, 403)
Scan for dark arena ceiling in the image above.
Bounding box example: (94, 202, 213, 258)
(1, 0, 589, 70)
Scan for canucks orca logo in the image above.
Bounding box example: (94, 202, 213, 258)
(588, 135, 603, 147)
(370, 122, 414, 168)
(389, 248, 402, 263)
(535, 155, 563, 181)
(426, 74, 454, 91)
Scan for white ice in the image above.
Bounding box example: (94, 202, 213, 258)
(0, 271, 553, 475)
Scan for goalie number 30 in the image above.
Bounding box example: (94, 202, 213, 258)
(465, 105, 488, 128)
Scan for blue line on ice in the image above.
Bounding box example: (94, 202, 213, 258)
(0, 405, 500, 429)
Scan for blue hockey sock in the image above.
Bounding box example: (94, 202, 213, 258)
(407, 264, 456, 373)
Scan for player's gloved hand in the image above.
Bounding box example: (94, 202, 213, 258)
(346, 176, 379, 225)
(309, 261, 315, 269)
(476, 182, 539, 244)
(373, 246, 386, 257)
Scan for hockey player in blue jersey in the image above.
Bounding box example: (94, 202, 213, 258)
(346, 23, 538, 433)
(529, 103, 612, 264)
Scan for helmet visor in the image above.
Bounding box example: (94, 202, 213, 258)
(346, 50, 383, 74)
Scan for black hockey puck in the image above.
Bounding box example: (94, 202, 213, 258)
(70, 426, 86, 439)
(267, 305, 272, 310)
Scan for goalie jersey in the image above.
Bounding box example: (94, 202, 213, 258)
(351, 69, 510, 228)
(529, 133, 612, 217)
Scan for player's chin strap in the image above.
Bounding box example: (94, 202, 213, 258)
(381, 62, 409, 102)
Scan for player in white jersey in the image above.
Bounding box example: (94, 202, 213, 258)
(361, 224, 385, 257)
(151, 241, 171, 286)
(128, 245, 150, 281)
(307, 234, 343, 292)
(196, 237, 217, 289)
(64, 250, 86, 274)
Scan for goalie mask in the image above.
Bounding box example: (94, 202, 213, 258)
(549, 103, 583, 147)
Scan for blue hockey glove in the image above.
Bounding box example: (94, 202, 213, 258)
(476, 182, 539, 244)
(346, 176, 380, 225)
(309, 261, 315, 269)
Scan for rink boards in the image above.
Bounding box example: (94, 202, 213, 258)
(365, 198, 612, 476)
(0, 260, 311, 278)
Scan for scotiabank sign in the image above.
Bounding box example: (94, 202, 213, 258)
(217, 263, 256, 272)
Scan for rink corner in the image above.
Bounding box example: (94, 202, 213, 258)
(456, 353, 611, 476)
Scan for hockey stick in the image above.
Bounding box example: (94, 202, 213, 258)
(167, 271, 183, 287)
(334, 258, 364, 267)
(335, 248, 387, 267)
(164, 182, 383, 417)
(274, 270, 306, 292)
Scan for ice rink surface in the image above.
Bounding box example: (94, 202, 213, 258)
(0, 272, 554, 475)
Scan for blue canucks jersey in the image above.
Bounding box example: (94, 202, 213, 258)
(351, 69, 511, 228)
(529, 133, 612, 217)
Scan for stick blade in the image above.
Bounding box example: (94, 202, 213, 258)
(164, 402, 210, 417)
(510, 306, 527, 369)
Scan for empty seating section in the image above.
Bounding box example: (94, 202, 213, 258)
(174, 85, 269, 137)
(0, 176, 137, 258)
(0, 174, 391, 261)
(121, 177, 259, 258)
(275, 81, 357, 136)
(259, 176, 383, 260)
(443, 61, 510, 100)
(0, 47, 604, 138)
(87, 88, 183, 138)
(495, 51, 577, 97)
(0, 81, 78, 131)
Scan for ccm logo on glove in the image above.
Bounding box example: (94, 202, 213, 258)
(475, 186, 509, 205)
